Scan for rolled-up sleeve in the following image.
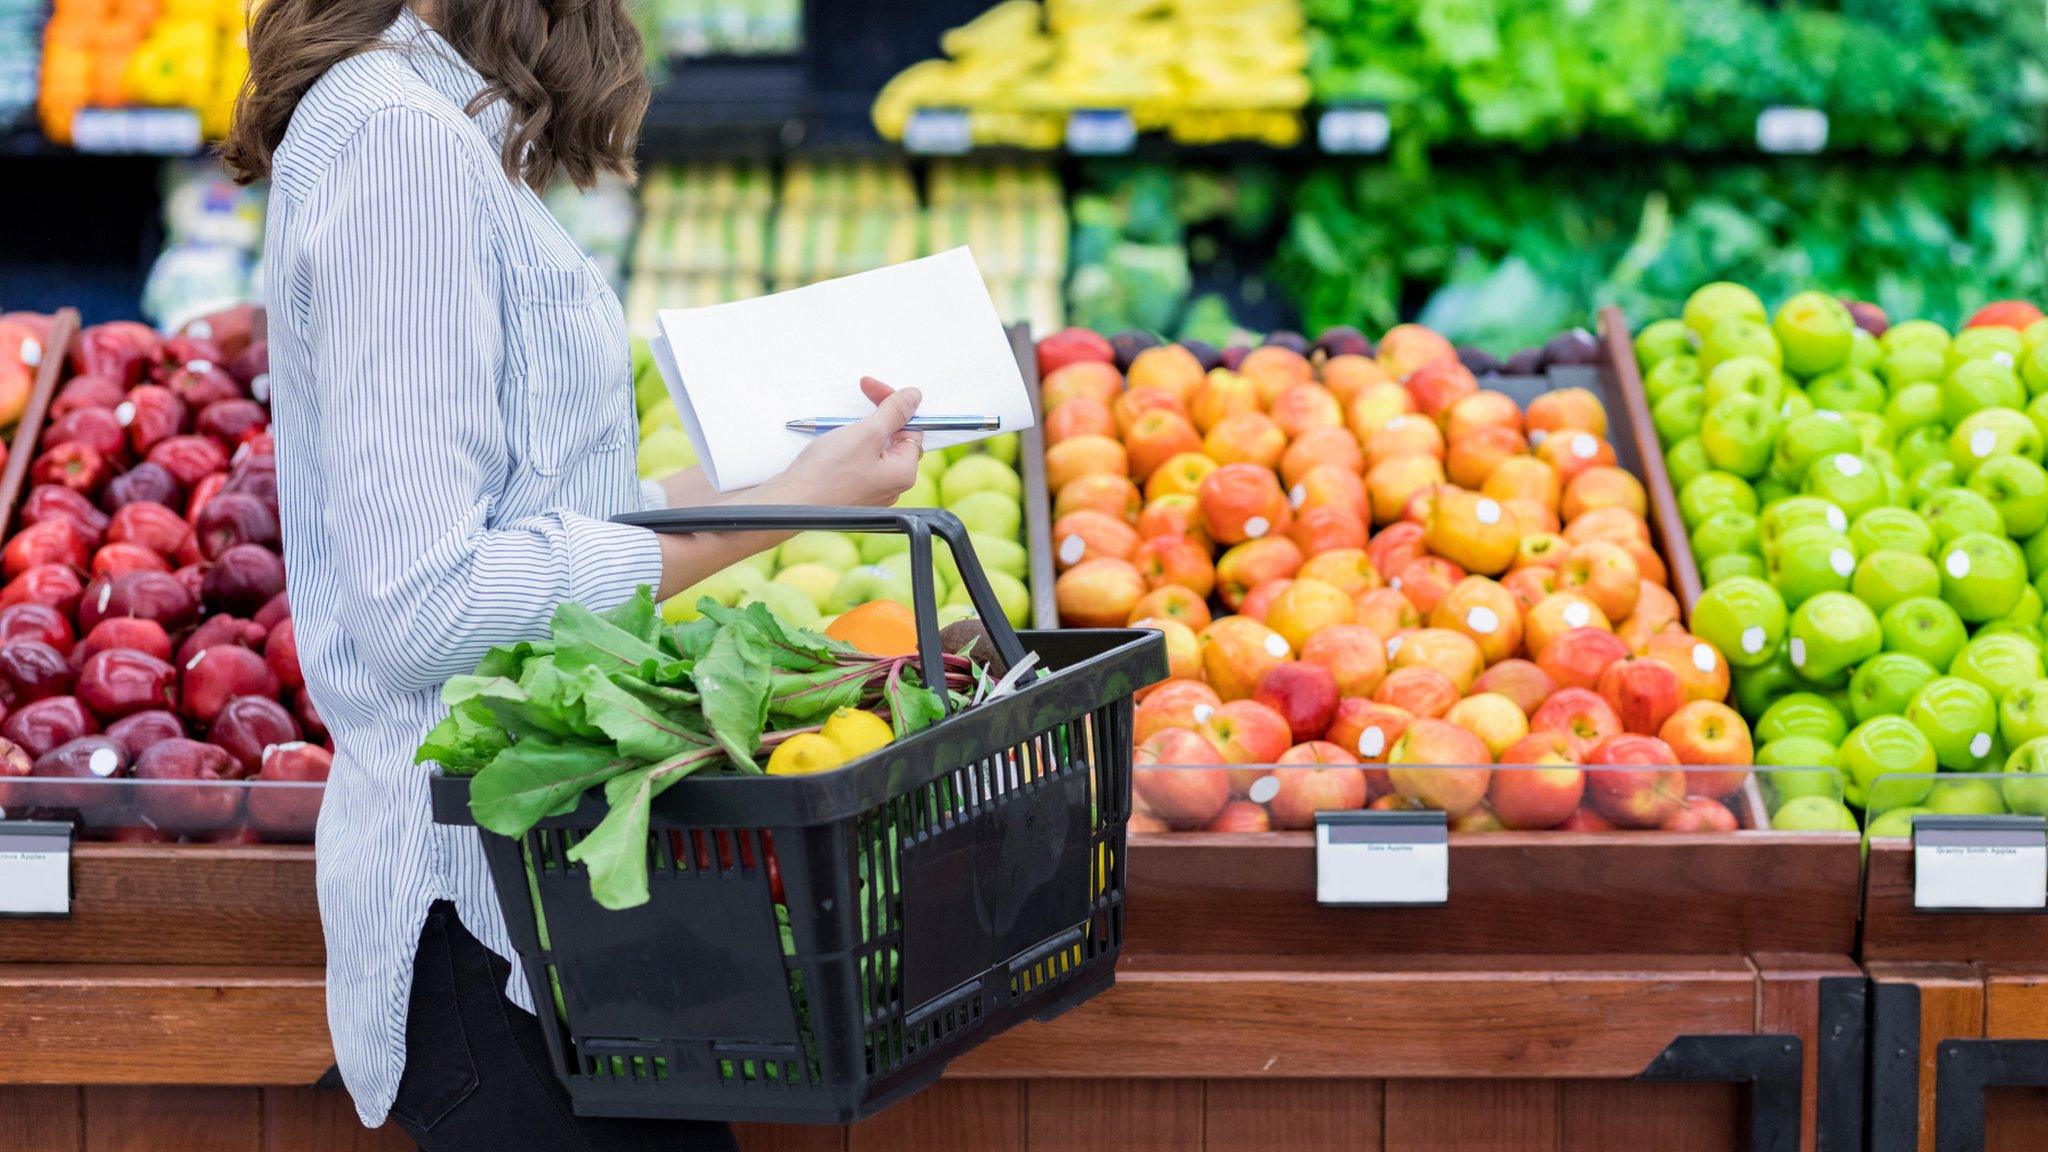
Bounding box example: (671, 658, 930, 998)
(302, 108, 664, 694)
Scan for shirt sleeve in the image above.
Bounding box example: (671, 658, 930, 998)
(640, 478, 668, 512)
(302, 107, 664, 694)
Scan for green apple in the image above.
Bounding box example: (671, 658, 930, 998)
(1653, 386, 1706, 447)
(1882, 346, 1949, 392)
(945, 568, 1030, 628)
(1846, 411, 1891, 453)
(1801, 452, 1886, 519)
(1880, 597, 1969, 669)
(1883, 383, 1944, 437)
(1996, 583, 2046, 628)
(858, 532, 912, 564)
(1838, 715, 1938, 809)
(936, 602, 978, 628)
(1684, 282, 1767, 337)
(636, 425, 698, 481)
(1635, 318, 1694, 368)
(968, 533, 1028, 580)
(1733, 649, 1804, 717)
(918, 451, 948, 484)
(898, 472, 940, 508)
(1699, 316, 1783, 374)
(1703, 355, 1786, 411)
(1788, 591, 1882, 683)
(1850, 327, 1883, 370)
(778, 531, 861, 572)
(938, 455, 1022, 506)
(1700, 394, 1779, 478)
(940, 442, 977, 465)
(1806, 367, 1885, 413)
(1848, 652, 1941, 723)
(1848, 550, 1938, 616)
(1690, 510, 1761, 562)
(1692, 575, 1788, 667)
(1774, 291, 1857, 378)
(1968, 455, 2048, 539)
(2024, 529, 2048, 579)
(1645, 355, 1702, 404)
(2022, 342, 2048, 397)
(1703, 552, 1768, 585)
(1679, 471, 1760, 527)
(879, 552, 951, 602)
(1771, 795, 1861, 832)
(1758, 692, 1850, 744)
(1905, 676, 2000, 771)
(1850, 507, 1936, 558)
(945, 490, 1023, 541)
(1950, 633, 2044, 701)
(1943, 359, 2026, 426)
(1666, 436, 1711, 492)
(1950, 324, 2026, 370)
(773, 562, 844, 612)
(1939, 532, 2029, 621)
(1765, 526, 1856, 608)
(1866, 806, 1930, 840)
(1779, 388, 1814, 422)
(2026, 318, 2048, 350)
(2002, 737, 2048, 815)
(983, 433, 1021, 466)
(1904, 458, 1959, 506)
(830, 564, 915, 613)
(1771, 412, 1861, 484)
(1951, 408, 2045, 477)
(1883, 319, 1952, 355)
(739, 581, 821, 628)
(1755, 475, 1798, 506)
(1919, 487, 2005, 543)
(731, 551, 778, 581)
(638, 396, 683, 438)
(1757, 736, 1837, 770)
(2001, 681, 2048, 749)
(665, 563, 769, 621)
(1925, 778, 2008, 816)
(1760, 495, 1849, 548)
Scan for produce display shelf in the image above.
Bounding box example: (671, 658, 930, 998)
(1599, 303, 1703, 616)
(0, 307, 79, 535)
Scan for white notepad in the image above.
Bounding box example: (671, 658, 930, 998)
(649, 247, 1035, 492)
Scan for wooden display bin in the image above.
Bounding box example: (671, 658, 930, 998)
(1862, 837, 2048, 1152)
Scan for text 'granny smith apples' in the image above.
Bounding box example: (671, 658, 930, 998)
(628, 342, 1036, 633)
(1642, 284, 2048, 826)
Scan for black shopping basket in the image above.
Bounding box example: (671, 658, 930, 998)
(430, 506, 1167, 1124)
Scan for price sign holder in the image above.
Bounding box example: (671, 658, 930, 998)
(71, 107, 204, 155)
(0, 820, 73, 918)
(1756, 106, 1828, 155)
(1317, 104, 1390, 155)
(1315, 810, 1448, 907)
(902, 107, 972, 156)
(1913, 814, 2047, 912)
(1066, 108, 1136, 156)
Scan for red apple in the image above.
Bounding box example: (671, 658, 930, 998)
(1, 517, 90, 579)
(1, 696, 98, 758)
(201, 545, 287, 618)
(1471, 658, 1555, 716)
(1267, 746, 1367, 830)
(179, 645, 279, 725)
(1201, 799, 1272, 833)
(1661, 795, 1739, 833)
(1557, 808, 1616, 832)
(101, 463, 183, 512)
(1135, 730, 1231, 828)
(146, 435, 229, 489)
(247, 741, 332, 838)
(1529, 687, 1622, 747)
(209, 695, 301, 778)
(45, 406, 126, 461)
(1536, 627, 1630, 692)
(75, 648, 178, 720)
(78, 571, 199, 634)
(265, 618, 301, 692)
(32, 442, 109, 494)
(253, 592, 291, 631)
(175, 614, 267, 670)
(1385, 718, 1493, 817)
(1596, 657, 1685, 737)
(0, 641, 74, 706)
(1584, 734, 1686, 828)
(19, 485, 109, 541)
(104, 709, 185, 760)
(133, 737, 240, 832)
(0, 602, 73, 653)
(0, 565, 84, 619)
(1487, 764, 1586, 830)
(1657, 700, 1753, 800)
(50, 373, 125, 419)
(118, 382, 191, 461)
(195, 399, 268, 446)
(105, 501, 198, 563)
(1251, 661, 1340, 744)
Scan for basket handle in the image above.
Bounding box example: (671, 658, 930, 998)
(612, 505, 1030, 713)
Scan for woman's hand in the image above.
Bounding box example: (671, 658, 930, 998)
(762, 378, 924, 507)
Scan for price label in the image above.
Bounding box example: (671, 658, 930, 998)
(1914, 815, 2047, 911)
(71, 107, 203, 155)
(1318, 106, 1390, 155)
(0, 821, 72, 917)
(903, 107, 972, 156)
(1066, 108, 1136, 156)
(1756, 106, 1828, 155)
(1315, 810, 1447, 907)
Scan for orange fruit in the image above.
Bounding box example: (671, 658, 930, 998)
(825, 600, 919, 657)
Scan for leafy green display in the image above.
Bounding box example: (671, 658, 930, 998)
(418, 588, 974, 909)
(1272, 159, 2048, 355)
(1305, 0, 2048, 160)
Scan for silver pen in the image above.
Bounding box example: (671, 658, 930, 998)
(785, 416, 1002, 434)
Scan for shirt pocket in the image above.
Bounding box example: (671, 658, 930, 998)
(503, 260, 631, 477)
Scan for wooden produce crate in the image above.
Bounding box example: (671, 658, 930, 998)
(0, 308, 81, 537)
(1863, 835, 2048, 1152)
(1598, 304, 1701, 615)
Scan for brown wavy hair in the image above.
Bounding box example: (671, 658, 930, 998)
(222, 0, 649, 191)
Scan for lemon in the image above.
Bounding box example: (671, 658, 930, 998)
(766, 734, 847, 776)
(820, 707, 894, 760)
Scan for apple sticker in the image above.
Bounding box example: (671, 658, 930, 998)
(1789, 637, 1807, 668)
(1358, 726, 1387, 758)
(1830, 549, 1854, 577)
(1741, 627, 1766, 655)
(1571, 434, 1598, 459)
(1058, 535, 1086, 565)
(1245, 516, 1270, 539)
(1825, 504, 1847, 532)
(1263, 633, 1288, 659)
(1467, 606, 1499, 635)
(1834, 453, 1863, 477)
(1247, 775, 1280, 804)
(1193, 704, 1215, 724)
(1289, 484, 1306, 508)
(1475, 498, 1502, 525)
(1386, 636, 1403, 658)
(88, 747, 119, 777)
(1564, 602, 1592, 629)
(1972, 428, 1998, 459)
(1971, 732, 1993, 758)
(1693, 643, 1716, 673)
(1947, 550, 1971, 579)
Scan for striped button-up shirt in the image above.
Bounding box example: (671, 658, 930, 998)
(264, 11, 666, 1126)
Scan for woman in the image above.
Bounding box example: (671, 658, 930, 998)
(222, 3, 922, 1147)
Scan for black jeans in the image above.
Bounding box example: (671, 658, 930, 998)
(390, 900, 738, 1152)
